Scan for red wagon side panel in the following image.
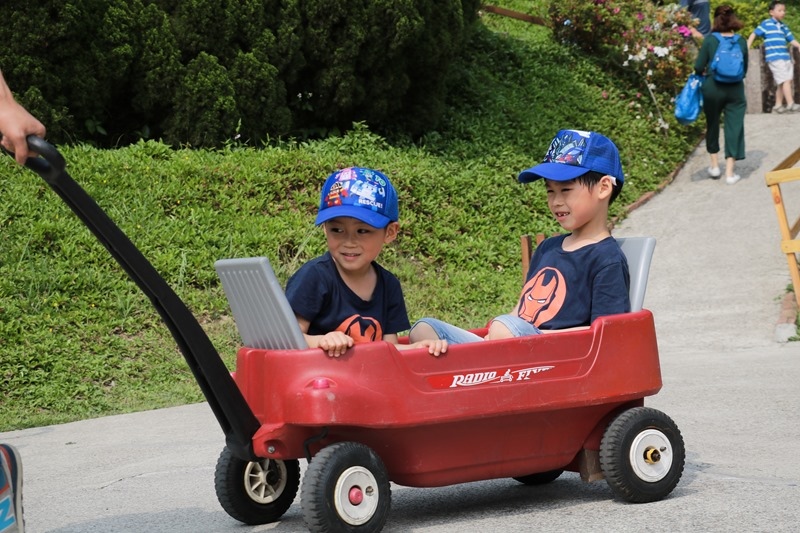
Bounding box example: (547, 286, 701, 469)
(235, 310, 661, 486)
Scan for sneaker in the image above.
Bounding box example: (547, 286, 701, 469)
(789, 103, 800, 112)
(775, 105, 788, 114)
(708, 166, 721, 178)
(725, 174, 742, 185)
(0, 444, 23, 533)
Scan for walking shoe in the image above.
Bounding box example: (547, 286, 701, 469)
(725, 174, 742, 185)
(0, 444, 23, 533)
(775, 105, 788, 114)
(789, 103, 800, 112)
(708, 166, 721, 178)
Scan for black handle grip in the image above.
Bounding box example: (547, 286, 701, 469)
(23, 135, 66, 183)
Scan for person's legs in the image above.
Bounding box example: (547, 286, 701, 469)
(722, 86, 746, 185)
(409, 318, 484, 345)
(782, 80, 794, 105)
(702, 83, 723, 176)
(0, 444, 23, 533)
(775, 81, 787, 109)
(768, 61, 795, 111)
(487, 314, 542, 339)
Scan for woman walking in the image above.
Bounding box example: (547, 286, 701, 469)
(695, 4, 748, 185)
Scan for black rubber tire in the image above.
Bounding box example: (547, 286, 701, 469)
(301, 442, 391, 533)
(599, 407, 685, 503)
(513, 469, 564, 485)
(214, 446, 300, 525)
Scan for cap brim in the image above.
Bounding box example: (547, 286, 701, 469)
(518, 162, 591, 183)
(315, 205, 392, 228)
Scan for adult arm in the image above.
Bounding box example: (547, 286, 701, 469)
(0, 69, 46, 165)
(694, 36, 713, 76)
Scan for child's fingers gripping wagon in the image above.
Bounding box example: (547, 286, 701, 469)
(16, 137, 684, 533)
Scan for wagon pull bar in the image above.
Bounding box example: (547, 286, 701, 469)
(16, 136, 261, 461)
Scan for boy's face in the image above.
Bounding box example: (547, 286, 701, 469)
(544, 176, 613, 232)
(323, 217, 398, 274)
(771, 4, 786, 20)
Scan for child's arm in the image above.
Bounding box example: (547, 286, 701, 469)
(384, 333, 448, 357)
(746, 32, 757, 48)
(295, 315, 354, 357)
(540, 326, 589, 334)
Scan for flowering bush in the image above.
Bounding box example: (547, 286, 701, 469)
(550, 0, 697, 99)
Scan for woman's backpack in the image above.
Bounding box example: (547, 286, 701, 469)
(710, 33, 745, 83)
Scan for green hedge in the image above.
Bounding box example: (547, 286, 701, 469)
(0, 0, 479, 147)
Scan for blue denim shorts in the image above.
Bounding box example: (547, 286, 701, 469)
(411, 315, 541, 345)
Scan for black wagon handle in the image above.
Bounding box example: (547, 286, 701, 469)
(10, 136, 260, 461)
(23, 135, 66, 180)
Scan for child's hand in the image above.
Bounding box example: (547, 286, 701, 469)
(411, 339, 448, 357)
(317, 332, 354, 357)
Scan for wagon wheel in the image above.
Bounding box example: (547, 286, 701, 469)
(599, 407, 685, 503)
(513, 469, 564, 485)
(214, 446, 300, 524)
(301, 442, 391, 533)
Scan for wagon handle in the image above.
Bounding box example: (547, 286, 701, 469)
(10, 136, 261, 461)
(23, 135, 66, 181)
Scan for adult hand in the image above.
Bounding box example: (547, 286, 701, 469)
(0, 71, 46, 165)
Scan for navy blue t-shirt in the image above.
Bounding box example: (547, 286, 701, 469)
(517, 235, 630, 330)
(285, 252, 411, 342)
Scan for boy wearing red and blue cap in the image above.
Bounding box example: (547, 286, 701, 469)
(410, 130, 630, 346)
(286, 167, 447, 357)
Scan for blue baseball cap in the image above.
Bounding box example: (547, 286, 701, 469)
(315, 167, 399, 228)
(518, 129, 625, 185)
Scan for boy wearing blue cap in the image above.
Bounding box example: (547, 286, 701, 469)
(285, 167, 447, 357)
(410, 130, 630, 346)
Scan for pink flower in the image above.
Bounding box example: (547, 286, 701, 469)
(613, 7, 620, 14)
(602, 90, 609, 99)
(637, 12, 644, 21)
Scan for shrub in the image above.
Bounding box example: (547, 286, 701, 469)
(550, 0, 698, 126)
(0, 0, 479, 147)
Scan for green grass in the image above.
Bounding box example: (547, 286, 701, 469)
(0, 10, 705, 431)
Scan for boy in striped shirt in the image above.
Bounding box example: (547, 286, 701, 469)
(747, 1, 800, 113)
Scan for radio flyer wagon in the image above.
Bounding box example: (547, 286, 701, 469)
(15, 137, 684, 532)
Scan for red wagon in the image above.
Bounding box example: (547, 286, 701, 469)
(18, 138, 684, 533)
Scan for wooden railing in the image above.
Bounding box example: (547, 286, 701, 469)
(765, 149, 800, 307)
(481, 5, 547, 26)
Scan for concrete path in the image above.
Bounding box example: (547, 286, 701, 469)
(615, 112, 800, 351)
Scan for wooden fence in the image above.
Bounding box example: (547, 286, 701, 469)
(765, 149, 800, 307)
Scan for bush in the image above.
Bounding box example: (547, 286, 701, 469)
(0, 0, 479, 147)
(550, 0, 698, 129)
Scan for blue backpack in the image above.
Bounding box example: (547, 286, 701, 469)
(710, 32, 745, 83)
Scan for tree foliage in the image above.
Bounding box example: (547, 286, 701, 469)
(0, 0, 478, 147)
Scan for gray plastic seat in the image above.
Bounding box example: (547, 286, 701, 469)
(215, 257, 307, 349)
(615, 236, 657, 312)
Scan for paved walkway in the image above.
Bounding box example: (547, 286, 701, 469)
(614, 112, 800, 351)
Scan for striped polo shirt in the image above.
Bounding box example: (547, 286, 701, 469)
(754, 18, 795, 62)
